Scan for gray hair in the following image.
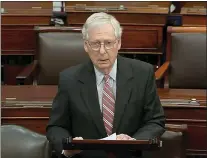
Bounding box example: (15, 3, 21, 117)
(82, 12, 123, 40)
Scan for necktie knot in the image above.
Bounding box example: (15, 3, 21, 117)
(104, 75, 110, 82)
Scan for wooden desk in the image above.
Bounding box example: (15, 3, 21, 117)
(1, 2, 53, 85)
(180, 2, 206, 26)
(1, 85, 206, 102)
(1, 13, 52, 85)
(1, 86, 207, 156)
(1, 1, 53, 55)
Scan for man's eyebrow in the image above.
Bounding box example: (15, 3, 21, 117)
(90, 39, 116, 42)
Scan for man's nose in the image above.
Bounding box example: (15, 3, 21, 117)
(99, 44, 106, 54)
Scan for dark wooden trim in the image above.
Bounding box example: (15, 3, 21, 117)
(155, 61, 170, 80)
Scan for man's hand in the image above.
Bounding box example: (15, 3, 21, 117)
(116, 134, 136, 140)
(63, 137, 83, 157)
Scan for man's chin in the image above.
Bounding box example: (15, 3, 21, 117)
(97, 63, 110, 70)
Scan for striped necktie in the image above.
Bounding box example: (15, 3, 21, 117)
(102, 75, 115, 135)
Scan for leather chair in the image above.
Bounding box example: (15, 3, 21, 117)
(16, 27, 89, 85)
(155, 26, 206, 89)
(1, 125, 52, 158)
(143, 124, 187, 158)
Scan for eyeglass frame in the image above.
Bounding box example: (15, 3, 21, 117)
(86, 39, 119, 51)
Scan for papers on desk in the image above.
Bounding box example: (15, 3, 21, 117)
(100, 133, 116, 140)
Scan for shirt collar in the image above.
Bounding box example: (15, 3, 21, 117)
(94, 59, 117, 85)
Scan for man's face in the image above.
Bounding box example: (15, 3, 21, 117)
(84, 23, 121, 72)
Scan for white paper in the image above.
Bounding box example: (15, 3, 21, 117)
(100, 133, 116, 140)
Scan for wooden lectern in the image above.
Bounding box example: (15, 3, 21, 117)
(62, 137, 161, 158)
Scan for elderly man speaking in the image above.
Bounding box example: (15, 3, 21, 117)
(46, 12, 165, 158)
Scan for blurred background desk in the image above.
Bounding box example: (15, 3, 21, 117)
(1, 85, 206, 156)
(1, 1, 53, 85)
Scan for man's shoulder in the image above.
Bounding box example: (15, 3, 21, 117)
(59, 62, 87, 81)
(120, 56, 153, 72)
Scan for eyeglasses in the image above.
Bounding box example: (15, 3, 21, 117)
(87, 39, 117, 51)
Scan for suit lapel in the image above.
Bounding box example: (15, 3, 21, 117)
(77, 56, 134, 136)
(78, 60, 107, 137)
(112, 56, 134, 133)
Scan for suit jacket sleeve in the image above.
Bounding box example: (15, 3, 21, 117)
(132, 65, 166, 140)
(46, 72, 72, 156)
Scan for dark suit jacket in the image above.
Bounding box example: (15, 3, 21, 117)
(46, 56, 165, 158)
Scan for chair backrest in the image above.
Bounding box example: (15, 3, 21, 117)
(168, 28, 206, 89)
(1, 125, 51, 158)
(36, 27, 89, 85)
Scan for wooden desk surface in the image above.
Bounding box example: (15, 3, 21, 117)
(1, 85, 206, 103)
(1, 85, 207, 155)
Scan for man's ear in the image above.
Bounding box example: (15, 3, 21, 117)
(84, 41, 89, 53)
(117, 39, 121, 50)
